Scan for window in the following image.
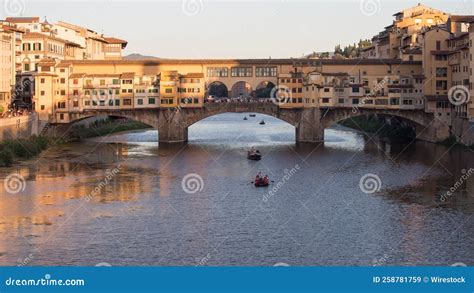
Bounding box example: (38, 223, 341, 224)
(84, 100, 91, 106)
(123, 99, 132, 105)
(60, 78, 65, 84)
(100, 79, 105, 86)
(40, 105, 45, 110)
(112, 79, 120, 85)
(73, 101, 79, 107)
(40, 78, 45, 84)
(73, 90, 79, 96)
(115, 100, 120, 106)
(122, 79, 132, 84)
(165, 88, 173, 94)
(148, 98, 155, 104)
(207, 67, 228, 77)
(73, 79, 78, 85)
(256, 66, 277, 77)
(436, 67, 447, 77)
(436, 41, 441, 51)
(322, 98, 330, 103)
(436, 80, 447, 90)
(60, 90, 66, 95)
(137, 99, 143, 105)
(231, 67, 252, 77)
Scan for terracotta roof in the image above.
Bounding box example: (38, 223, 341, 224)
(84, 74, 120, 78)
(69, 73, 86, 78)
(104, 37, 127, 44)
(0, 24, 25, 33)
(449, 15, 474, 23)
(5, 17, 40, 23)
(38, 58, 57, 66)
(120, 72, 135, 79)
(58, 58, 422, 66)
(182, 73, 204, 78)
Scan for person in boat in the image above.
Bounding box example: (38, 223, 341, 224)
(263, 175, 269, 184)
(255, 172, 261, 181)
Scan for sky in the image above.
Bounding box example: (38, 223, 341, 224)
(1, 0, 473, 58)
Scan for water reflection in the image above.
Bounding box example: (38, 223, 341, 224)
(0, 113, 472, 266)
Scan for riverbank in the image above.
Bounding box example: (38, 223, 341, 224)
(0, 119, 152, 166)
(0, 135, 62, 167)
(70, 118, 153, 139)
(338, 116, 415, 140)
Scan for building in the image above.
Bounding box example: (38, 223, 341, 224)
(32, 58, 423, 124)
(1, 17, 128, 109)
(0, 21, 23, 110)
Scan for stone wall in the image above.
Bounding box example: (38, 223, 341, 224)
(452, 117, 474, 146)
(0, 113, 40, 141)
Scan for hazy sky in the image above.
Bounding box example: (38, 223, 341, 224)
(1, 0, 473, 58)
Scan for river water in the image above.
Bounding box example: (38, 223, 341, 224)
(0, 113, 473, 266)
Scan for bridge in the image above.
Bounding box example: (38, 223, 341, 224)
(60, 102, 449, 144)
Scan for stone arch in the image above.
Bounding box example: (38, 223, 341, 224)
(183, 102, 297, 127)
(231, 81, 253, 99)
(320, 108, 447, 142)
(207, 81, 229, 98)
(255, 81, 276, 99)
(68, 109, 160, 130)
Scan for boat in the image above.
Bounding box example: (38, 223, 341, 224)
(259, 120, 265, 125)
(243, 116, 248, 120)
(249, 114, 256, 117)
(247, 150, 262, 161)
(254, 177, 269, 187)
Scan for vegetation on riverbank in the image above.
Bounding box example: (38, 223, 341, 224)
(338, 115, 416, 140)
(70, 118, 153, 139)
(0, 135, 62, 167)
(0, 118, 152, 167)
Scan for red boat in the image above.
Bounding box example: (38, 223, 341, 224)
(254, 177, 269, 187)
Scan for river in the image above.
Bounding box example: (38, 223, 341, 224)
(0, 113, 473, 266)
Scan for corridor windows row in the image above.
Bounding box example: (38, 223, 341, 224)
(207, 66, 277, 77)
(231, 67, 253, 77)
